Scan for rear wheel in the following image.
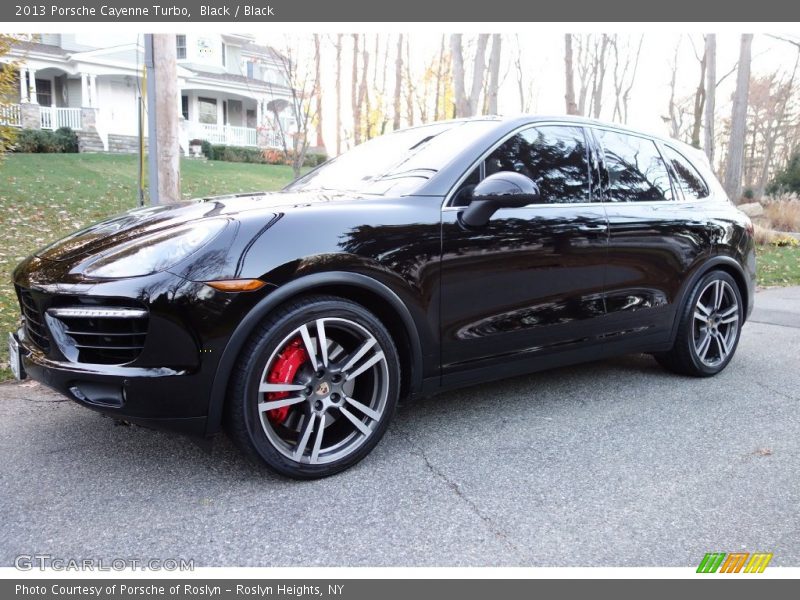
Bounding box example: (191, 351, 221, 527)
(655, 271, 743, 377)
(226, 296, 400, 479)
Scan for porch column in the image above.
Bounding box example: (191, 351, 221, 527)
(27, 69, 38, 104)
(19, 68, 28, 102)
(256, 98, 263, 128)
(89, 74, 98, 108)
(81, 73, 89, 108)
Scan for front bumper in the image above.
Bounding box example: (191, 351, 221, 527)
(11, 257, 271, 436)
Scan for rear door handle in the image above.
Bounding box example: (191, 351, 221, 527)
(577, 224, 607, 231)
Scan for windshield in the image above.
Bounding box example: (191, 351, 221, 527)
(286, 120, 499, 195)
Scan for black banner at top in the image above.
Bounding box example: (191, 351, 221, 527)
(3, 0, 800, 22)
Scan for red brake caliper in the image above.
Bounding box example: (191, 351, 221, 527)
(265, 337, 309, 424)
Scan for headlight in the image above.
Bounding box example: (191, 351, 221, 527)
(80, 219, 227, 279)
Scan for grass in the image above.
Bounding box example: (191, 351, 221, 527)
(0, 153, 299, 379)
(756, 244, 800, 287)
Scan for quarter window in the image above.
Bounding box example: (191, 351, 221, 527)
(596, 129, 673, 202)
(663, 145, 709, 200)
(484, 125, 591, 204)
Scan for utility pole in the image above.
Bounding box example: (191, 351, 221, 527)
(144, 33, 181, 205)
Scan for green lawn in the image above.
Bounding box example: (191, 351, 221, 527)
(756, 244, 800, 287)
(0, 153, 299, 379)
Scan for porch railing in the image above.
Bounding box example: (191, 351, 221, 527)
(40, 107, 82, 131)
(189, 122, 258, 147)
(0, 104, 21, 127)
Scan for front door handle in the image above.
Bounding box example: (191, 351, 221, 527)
(577, 223, 607, 232)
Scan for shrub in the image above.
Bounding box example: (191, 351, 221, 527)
(13, 127, 79, 153)
(53, 127, 79, 153)
(768, 151, 800, 196)
(742, 188, 755, 201)
(764, 200, 800, 233)
(203, 143, 327, 168)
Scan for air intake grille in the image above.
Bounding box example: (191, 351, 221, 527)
(47, 306, 149, 365)
(17, 288, 50, 352)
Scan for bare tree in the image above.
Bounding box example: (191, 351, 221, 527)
(433, 34, 446, 121)
(723, 34, 754, 202)
(514, 35, 534, 113)
(266, 39, 318, 178)
(564, 34, 579, 115)
(704, 34, 717, 162)
(405, 36, 415, 126)
(687, 35, 708, 149)
(468, 34, 490, 116)
(351, 34, 361, 144)
(358, 35, 371, 139)
(486, 34, 502, 114)
(573, 34, 612, 118)
(610, 35, 644, 123)
(312, 34, 324, 150)
(393, 34, 403, 130)
(334, 34, 343, 155)
(450, 34, 468, 117)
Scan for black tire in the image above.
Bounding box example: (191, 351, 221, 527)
(655, 270, 743, 377)
(225, 295, 400, 479)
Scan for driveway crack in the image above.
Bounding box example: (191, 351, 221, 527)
(394, 426, 522, 556)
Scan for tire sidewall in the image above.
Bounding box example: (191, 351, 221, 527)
(239, 298, 400, 479)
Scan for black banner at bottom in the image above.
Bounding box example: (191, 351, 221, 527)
(4, 579, 799, 600)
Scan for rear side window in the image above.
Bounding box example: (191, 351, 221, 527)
(662, 145, 709, 200)
(484, 125, 591, 204)
(595, 129, 673, 202)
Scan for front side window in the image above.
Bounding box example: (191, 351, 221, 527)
(483, 125, 591, 204)
(596, 129, 673, 202)
(663, 145, 709, 200)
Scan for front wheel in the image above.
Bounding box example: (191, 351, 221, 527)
(226, 296, 400, 479)
(655, 270, 743, 377)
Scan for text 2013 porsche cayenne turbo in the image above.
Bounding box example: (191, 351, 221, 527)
(10, 116, 755, 478)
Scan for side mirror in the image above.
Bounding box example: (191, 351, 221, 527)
(459, 171, 541, 228)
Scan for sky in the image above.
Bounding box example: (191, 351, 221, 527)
(260, 31, 800, 154)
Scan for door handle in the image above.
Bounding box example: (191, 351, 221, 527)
(577, 224, 607, 231)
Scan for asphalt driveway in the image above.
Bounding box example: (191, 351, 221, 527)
(1, 286, 799, 567)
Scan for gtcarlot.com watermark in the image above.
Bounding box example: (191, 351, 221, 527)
(15, 554, 194, 571)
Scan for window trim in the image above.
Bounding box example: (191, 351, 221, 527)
(442, 121, 596, 210)
(176, 34, 187, 60)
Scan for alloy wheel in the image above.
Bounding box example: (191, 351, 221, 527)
(256, 317, 390, 465)
(692, 279, 740, 367)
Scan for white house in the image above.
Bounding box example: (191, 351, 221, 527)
(0, 33, 297, 153)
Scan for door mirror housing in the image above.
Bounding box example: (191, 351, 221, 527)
(459, 172, 541, 228)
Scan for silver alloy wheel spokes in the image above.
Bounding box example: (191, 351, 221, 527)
(257, 317, 389, 465)
(692, 279, 739, 367)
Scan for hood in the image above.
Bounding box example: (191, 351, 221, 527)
(35, 190, 349, 263)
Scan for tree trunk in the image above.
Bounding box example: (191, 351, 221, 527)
(358, 36, 370, 139)
(691, 39, 707, 149)
(723, 34, 753, 203)
(486, 34, 502, 115)
(703, 34, 716, 163)
(405, 36, 414, 126)
(335, 34, 342, 155)
(434, 35, 446, 121)
(351, 34, 361, 145)
(393, 34, 403, 130)
(564, 34, 579, 115)
(313, 34, 324, 150)
(467, 34, 490, 116)
(450, 34, 468, 118)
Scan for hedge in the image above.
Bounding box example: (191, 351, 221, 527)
(14, 127, 79, 153)
(201, 141, 326, 168)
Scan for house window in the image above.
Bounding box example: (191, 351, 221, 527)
(221, 42, 227, 67)
(246, 61, 254, 79)
(36, 79, 52, 106)
(176, 35, 187, 59)
(181, 95, 189, 120)
(197, 97, 217, 124)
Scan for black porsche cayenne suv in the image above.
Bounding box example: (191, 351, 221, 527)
(10, 116, 755, 478)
